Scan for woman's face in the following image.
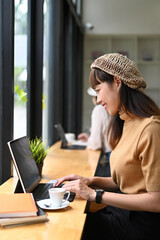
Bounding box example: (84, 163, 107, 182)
(95, 77, 121, 116)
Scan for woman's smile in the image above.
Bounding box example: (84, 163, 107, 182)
(101, 103, 107, 111)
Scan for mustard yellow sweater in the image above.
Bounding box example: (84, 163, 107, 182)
(110, 115, 160, 194)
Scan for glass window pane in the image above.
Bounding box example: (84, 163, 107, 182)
(14, 0, 28, 139)
(42, 0, 49, 143)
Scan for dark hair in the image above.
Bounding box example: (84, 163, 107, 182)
(89, 68, 160, 149)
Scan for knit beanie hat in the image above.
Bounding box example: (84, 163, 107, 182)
(91, 53, 146, 91)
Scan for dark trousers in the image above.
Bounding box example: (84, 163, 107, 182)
(82, 205, 160, 240)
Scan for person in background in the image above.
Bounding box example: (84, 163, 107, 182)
(78, 87, 111, 153)
(55, 53, 160, 240)
(78, 87, 111, 176)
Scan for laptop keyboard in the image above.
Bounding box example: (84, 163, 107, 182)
(63, 145, 86, 150)
(32, 183, 75, 202)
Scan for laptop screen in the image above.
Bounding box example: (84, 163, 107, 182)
(8, 136, 41, 193)
(55, 123, 68, 147)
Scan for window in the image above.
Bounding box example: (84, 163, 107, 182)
(0, 0, 83, 184)
(14, 0, 28, 139)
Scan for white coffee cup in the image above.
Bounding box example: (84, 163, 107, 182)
(49, 188, 70, 207)
(65, 133, 75, 142)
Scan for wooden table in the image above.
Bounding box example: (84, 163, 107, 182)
(0, 142, 100, 240)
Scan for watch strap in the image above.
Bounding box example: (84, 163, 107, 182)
(95, 189, 104, 204)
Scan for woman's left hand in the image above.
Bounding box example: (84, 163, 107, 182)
(62, 179, 96, 201)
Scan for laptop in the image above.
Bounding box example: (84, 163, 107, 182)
(55, 123, 87, 150)
(7, 136, 75, 202)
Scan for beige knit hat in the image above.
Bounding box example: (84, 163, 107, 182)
(91, 53, 146, 91)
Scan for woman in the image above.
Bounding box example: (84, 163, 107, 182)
(54, 53, 160, 240)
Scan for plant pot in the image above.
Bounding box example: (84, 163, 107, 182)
(37, 163, 44, 177)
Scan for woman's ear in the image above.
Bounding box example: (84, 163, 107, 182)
(114, 76, 122, 88)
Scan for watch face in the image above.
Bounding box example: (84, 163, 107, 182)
(96, 189, 104, 193)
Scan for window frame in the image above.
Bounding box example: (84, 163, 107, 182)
(27, 0, 44, 140)
(0, 0, 14, 184)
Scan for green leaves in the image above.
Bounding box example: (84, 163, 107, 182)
(29, 137, 48, 164)
(15, 85, 27, 103)
(15, 85, 46, 109)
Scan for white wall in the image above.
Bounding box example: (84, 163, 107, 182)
(81, 0, 160, 130)
(83, 0, 160, 35)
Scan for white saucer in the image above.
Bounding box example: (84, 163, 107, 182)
(37, 199, 70, 210)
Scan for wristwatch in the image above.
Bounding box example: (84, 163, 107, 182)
(95, 189, 104, 203)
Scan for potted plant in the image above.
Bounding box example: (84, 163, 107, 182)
(29, 137, 48, 176)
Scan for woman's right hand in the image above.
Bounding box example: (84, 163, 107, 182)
(77, 133, 89, 142)
(54, 174, 93, 187)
